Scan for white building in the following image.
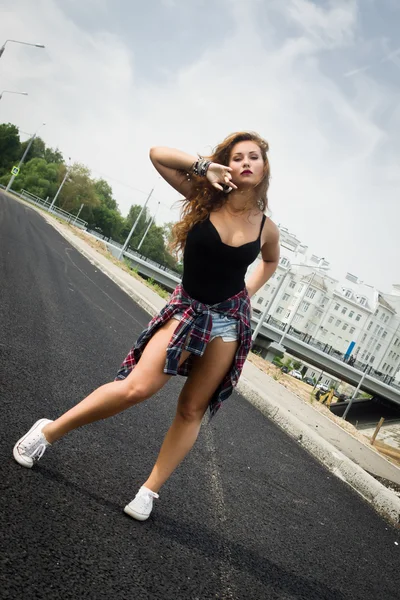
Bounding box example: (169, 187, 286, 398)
(247, 226, 400, 383)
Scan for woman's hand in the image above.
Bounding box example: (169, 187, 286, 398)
(206, 163, 238, 192)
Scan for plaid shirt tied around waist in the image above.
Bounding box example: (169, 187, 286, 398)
(115, 283, 252, 418)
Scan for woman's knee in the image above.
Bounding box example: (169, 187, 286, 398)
(121, 379, 153, 405)
(176, 397, 208, 423)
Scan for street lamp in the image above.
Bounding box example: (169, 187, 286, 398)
(5, 122, 46, 192)
(0, 39, 45, 58)
(118, 187, 155, 259)
(342, 324, 389, 420)
(137, 201, 160, 251)
(48, 157, 71, 213)
(0, 90, 28, 100)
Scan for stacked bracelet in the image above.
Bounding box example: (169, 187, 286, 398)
(192, 157, 211, 177)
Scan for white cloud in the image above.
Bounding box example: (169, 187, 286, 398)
(0, 0, 398, 293)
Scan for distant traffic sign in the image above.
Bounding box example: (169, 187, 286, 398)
(11, 166, 20, 176)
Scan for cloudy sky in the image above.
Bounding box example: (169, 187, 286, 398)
(1, 0, 399, 293)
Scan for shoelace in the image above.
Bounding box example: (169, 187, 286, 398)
(30, 444, 47, 462)
(136, 489, 159, 507)
(20, 437, 47, 462)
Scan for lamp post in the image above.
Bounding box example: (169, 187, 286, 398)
(0, 39, 45, 58)
(342, 325, 389, 420)
(48, 158, 71, 213)
(5, 122, 46, 192)
(137, 201, 160, 251)
(0, 90, 28, 101)
(118, 187, 154, 259)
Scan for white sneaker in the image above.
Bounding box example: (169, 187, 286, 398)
(13, 419, 53, 468)
(124, 486, 159, 521)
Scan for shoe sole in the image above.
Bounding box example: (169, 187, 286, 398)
(123, 505, 150, 521)
(13, 418, 52, 468)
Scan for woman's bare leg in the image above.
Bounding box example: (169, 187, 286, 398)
(143, 337, 239, 493)
(42, 319, 189, 444)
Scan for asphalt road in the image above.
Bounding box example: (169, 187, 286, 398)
(1, 190, 399, 600)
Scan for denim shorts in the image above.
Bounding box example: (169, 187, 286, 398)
(172, 310, 239, 343)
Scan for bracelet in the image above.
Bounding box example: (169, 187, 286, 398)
(192, 157, 211, 177)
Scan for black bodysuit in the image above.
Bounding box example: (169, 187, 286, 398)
(182, 214, 266, 305)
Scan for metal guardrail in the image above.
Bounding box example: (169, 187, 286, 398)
(86, 229, 182, 279)
(17, 188, 87, 229)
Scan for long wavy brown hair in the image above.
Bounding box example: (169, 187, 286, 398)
(170, 131, 270, 255)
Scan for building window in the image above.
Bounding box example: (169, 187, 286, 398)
(298, 284, 303, 292)
(356, 314, 361, 322)
(385, 316, 389, 323)
(281, 257, 288, 265)
(306, 288, 316, 299)
(341, 307, 347, 315)
(367, 321, 373, 331)
(283, 294, 290, 301)
(289, 280, 296, 289)
(350, 327, 355, 334)
(257, 297, 263, 305)
(382, 331, 387, 338)
(263, 283, 270, 291)
(271, 288, 276, 295)
(342, 324, 348, 331)
(360, 297, 367, 306)
(334, 303, 340, 311)
(349, 311, 354, 318)
(370, 356, 375, 364)
(361, 334, 367, 343)
(376, 344, 381, 352)
(383, 363, 387, 370)
(285, 310, 291, 318)
(302, 302, 310, 312)
(335, 320, 341, 327)
(374, 325, 379, 334)
(345, 290, 352, 298)
(276, 306, 284, 314)
(328, 316, 334, 324)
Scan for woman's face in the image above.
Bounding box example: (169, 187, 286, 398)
(228, 140, 264, 188)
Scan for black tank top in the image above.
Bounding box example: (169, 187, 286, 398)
(182, 213, 266, 305)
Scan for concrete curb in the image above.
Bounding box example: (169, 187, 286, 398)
(238, 376, 400, 527)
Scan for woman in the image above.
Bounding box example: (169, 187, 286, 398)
(13, 131, 280, 521)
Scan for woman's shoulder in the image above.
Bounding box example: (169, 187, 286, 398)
(261, 215, 279, 243)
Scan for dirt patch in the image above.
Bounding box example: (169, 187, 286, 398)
(248, 353, 378, 444)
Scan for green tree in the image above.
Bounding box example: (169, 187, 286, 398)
(86, 204, 125, 239)
(0, 123, 21, 176)
(20, 136, 46, 162)
(56, 163, 99, 213)
(94, 179, 118, 211)
(44, 147, 64, 164)
(0, 157, 61, 199)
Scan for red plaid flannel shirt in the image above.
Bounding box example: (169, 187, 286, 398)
(115, 283, 252, 418)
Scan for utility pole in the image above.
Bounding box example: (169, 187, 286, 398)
(118, 187, 154, 259)
(48, 159, 71, 212)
